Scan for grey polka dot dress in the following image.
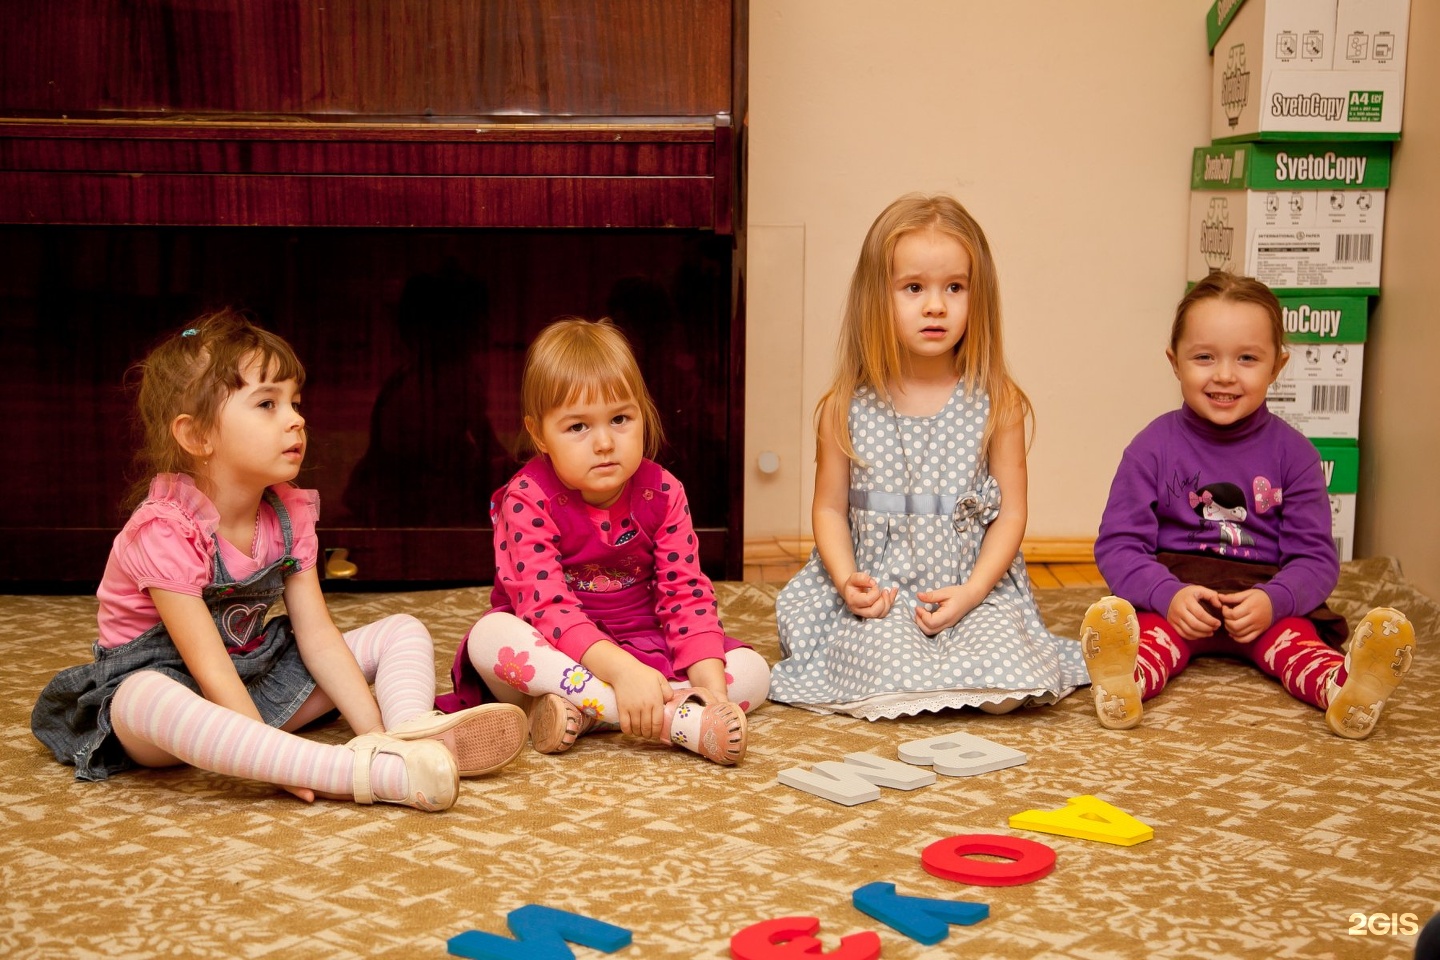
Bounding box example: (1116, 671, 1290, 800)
(770, 385, 1088, 719)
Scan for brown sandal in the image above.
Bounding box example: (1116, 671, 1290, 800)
(528, 694, 596, 754)
(664, 688, 747, 765)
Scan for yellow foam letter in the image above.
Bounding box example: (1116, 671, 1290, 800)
(1008, 795, 1153, 846)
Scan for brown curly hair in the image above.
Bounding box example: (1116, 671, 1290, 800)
(125, 308, 305, 509)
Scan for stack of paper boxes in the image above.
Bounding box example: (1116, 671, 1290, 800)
(1189, 0, 1411, 560)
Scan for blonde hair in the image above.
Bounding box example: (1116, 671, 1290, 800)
(1172, 270, 1286, 357)
(518, 317, 663, 459)
(818, 192, 1032, 462)
(126, 308, 305, 509)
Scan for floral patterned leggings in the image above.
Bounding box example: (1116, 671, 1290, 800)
(467, 611, 772, 723)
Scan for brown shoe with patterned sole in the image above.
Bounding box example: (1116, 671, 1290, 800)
(1080, 596, 1143, 730)
(664, 688, 747, 765)
(527, 693, 598, 755)
(1325, 606, 1415, 740)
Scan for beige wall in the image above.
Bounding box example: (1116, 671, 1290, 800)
(745, 0, 1214, 545)
(1360, 1, 1440, 597)
(744, 1, 1439, 596)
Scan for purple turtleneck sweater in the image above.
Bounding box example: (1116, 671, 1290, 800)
(1095, 402, 1338, 622)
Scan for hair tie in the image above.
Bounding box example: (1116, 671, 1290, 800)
(181, 328, 198, 337)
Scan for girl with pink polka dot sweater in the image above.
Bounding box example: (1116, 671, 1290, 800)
(440, 317, 770, 764)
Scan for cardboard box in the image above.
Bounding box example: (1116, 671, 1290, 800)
(1267, 293, 1367, 438)
(1188, 141, 1390, 292)
(1311, 439, 1357, 561)
(1208, 0, 1410, 142)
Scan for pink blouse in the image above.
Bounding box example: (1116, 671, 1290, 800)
(491, 466, 728, 671)
(95, 474, 319, 649)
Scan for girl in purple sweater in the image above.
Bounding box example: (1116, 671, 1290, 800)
(1083, 273, 1413, 739)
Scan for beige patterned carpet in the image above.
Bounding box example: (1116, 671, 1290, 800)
(2, 556, 1436, 960)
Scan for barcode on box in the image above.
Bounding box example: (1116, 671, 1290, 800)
(1334, 234, 1373, 262)
(1312, 384, 1350, 413)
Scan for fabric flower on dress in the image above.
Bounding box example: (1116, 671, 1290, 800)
(493, 646, 536, 693)
(952, 475, 1002, 534)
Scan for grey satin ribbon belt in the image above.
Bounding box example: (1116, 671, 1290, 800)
(849, 488, 958, 516)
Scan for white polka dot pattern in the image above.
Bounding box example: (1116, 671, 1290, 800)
(770, 385, 1089, 719)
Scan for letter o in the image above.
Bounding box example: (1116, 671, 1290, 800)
(921, 834, 1057, 886)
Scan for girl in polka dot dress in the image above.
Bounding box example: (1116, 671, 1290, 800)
(770, 194, 1088, 719)
(442, 318, 771, 764)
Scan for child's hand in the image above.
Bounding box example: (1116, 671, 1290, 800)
(1217, 588, 1274, 644)
(1167, 584, 1223, 640)
(609, 661, 674, 741)
(842, 572, 898, 619)
(913, 585, 980, 637)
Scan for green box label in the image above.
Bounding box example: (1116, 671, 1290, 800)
(1191, 142, 1391, 191)
(1312, 441, 1359, 495)
(1278, 295, 1369, 343)
(1347, 91, 1385, 123)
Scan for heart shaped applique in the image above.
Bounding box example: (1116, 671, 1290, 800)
(220, 601, 268, 648)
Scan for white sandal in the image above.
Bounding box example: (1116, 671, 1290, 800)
(346, 733, 458, 811)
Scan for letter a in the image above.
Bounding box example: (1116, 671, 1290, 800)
(1008, 795, 1154, 846)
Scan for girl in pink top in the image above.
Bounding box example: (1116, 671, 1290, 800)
(32, 309, 525, 810)
(444, 317, 770, 764)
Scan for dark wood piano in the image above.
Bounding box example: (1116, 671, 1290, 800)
(0, 0, 747, 586)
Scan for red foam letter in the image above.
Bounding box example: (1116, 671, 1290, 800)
(730, 917, 882, 960)
(921, 833, 1056, 886)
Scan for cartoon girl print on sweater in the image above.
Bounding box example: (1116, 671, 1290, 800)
(1189, 481, 1254, 555)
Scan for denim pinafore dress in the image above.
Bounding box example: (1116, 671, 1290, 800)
(31, 489, 318, 781)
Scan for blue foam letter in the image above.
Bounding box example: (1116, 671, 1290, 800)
(448, 905, 632, 960)
(852, 882, 988, 945)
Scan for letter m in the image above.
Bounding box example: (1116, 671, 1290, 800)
(448, 905, 632, 960)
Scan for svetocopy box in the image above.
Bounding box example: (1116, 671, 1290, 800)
(1311, 439, 1358, 561)
(1268, 293, 1367, 439)
(1208, 0, 1410, 142)
(1188, 141, 1390, 292)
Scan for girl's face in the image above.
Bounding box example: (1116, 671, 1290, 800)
(1203, 502, 1246, 523)
(527, 390, 644, 508)
(890, 227, 970, 372)
(1167, 298, 1286, 427)
(203, 354, 307, 493)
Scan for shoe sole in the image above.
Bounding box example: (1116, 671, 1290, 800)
(1325, 607, 1414, 739)
(396, 704, 527, 776)
(1081, 596, 1143, 730)
(529, 694, 582, 755)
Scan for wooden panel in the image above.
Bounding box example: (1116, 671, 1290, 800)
(0, 123, 716, 175)
(0, 171, 715, 229)
(0, 0, 732, 119)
